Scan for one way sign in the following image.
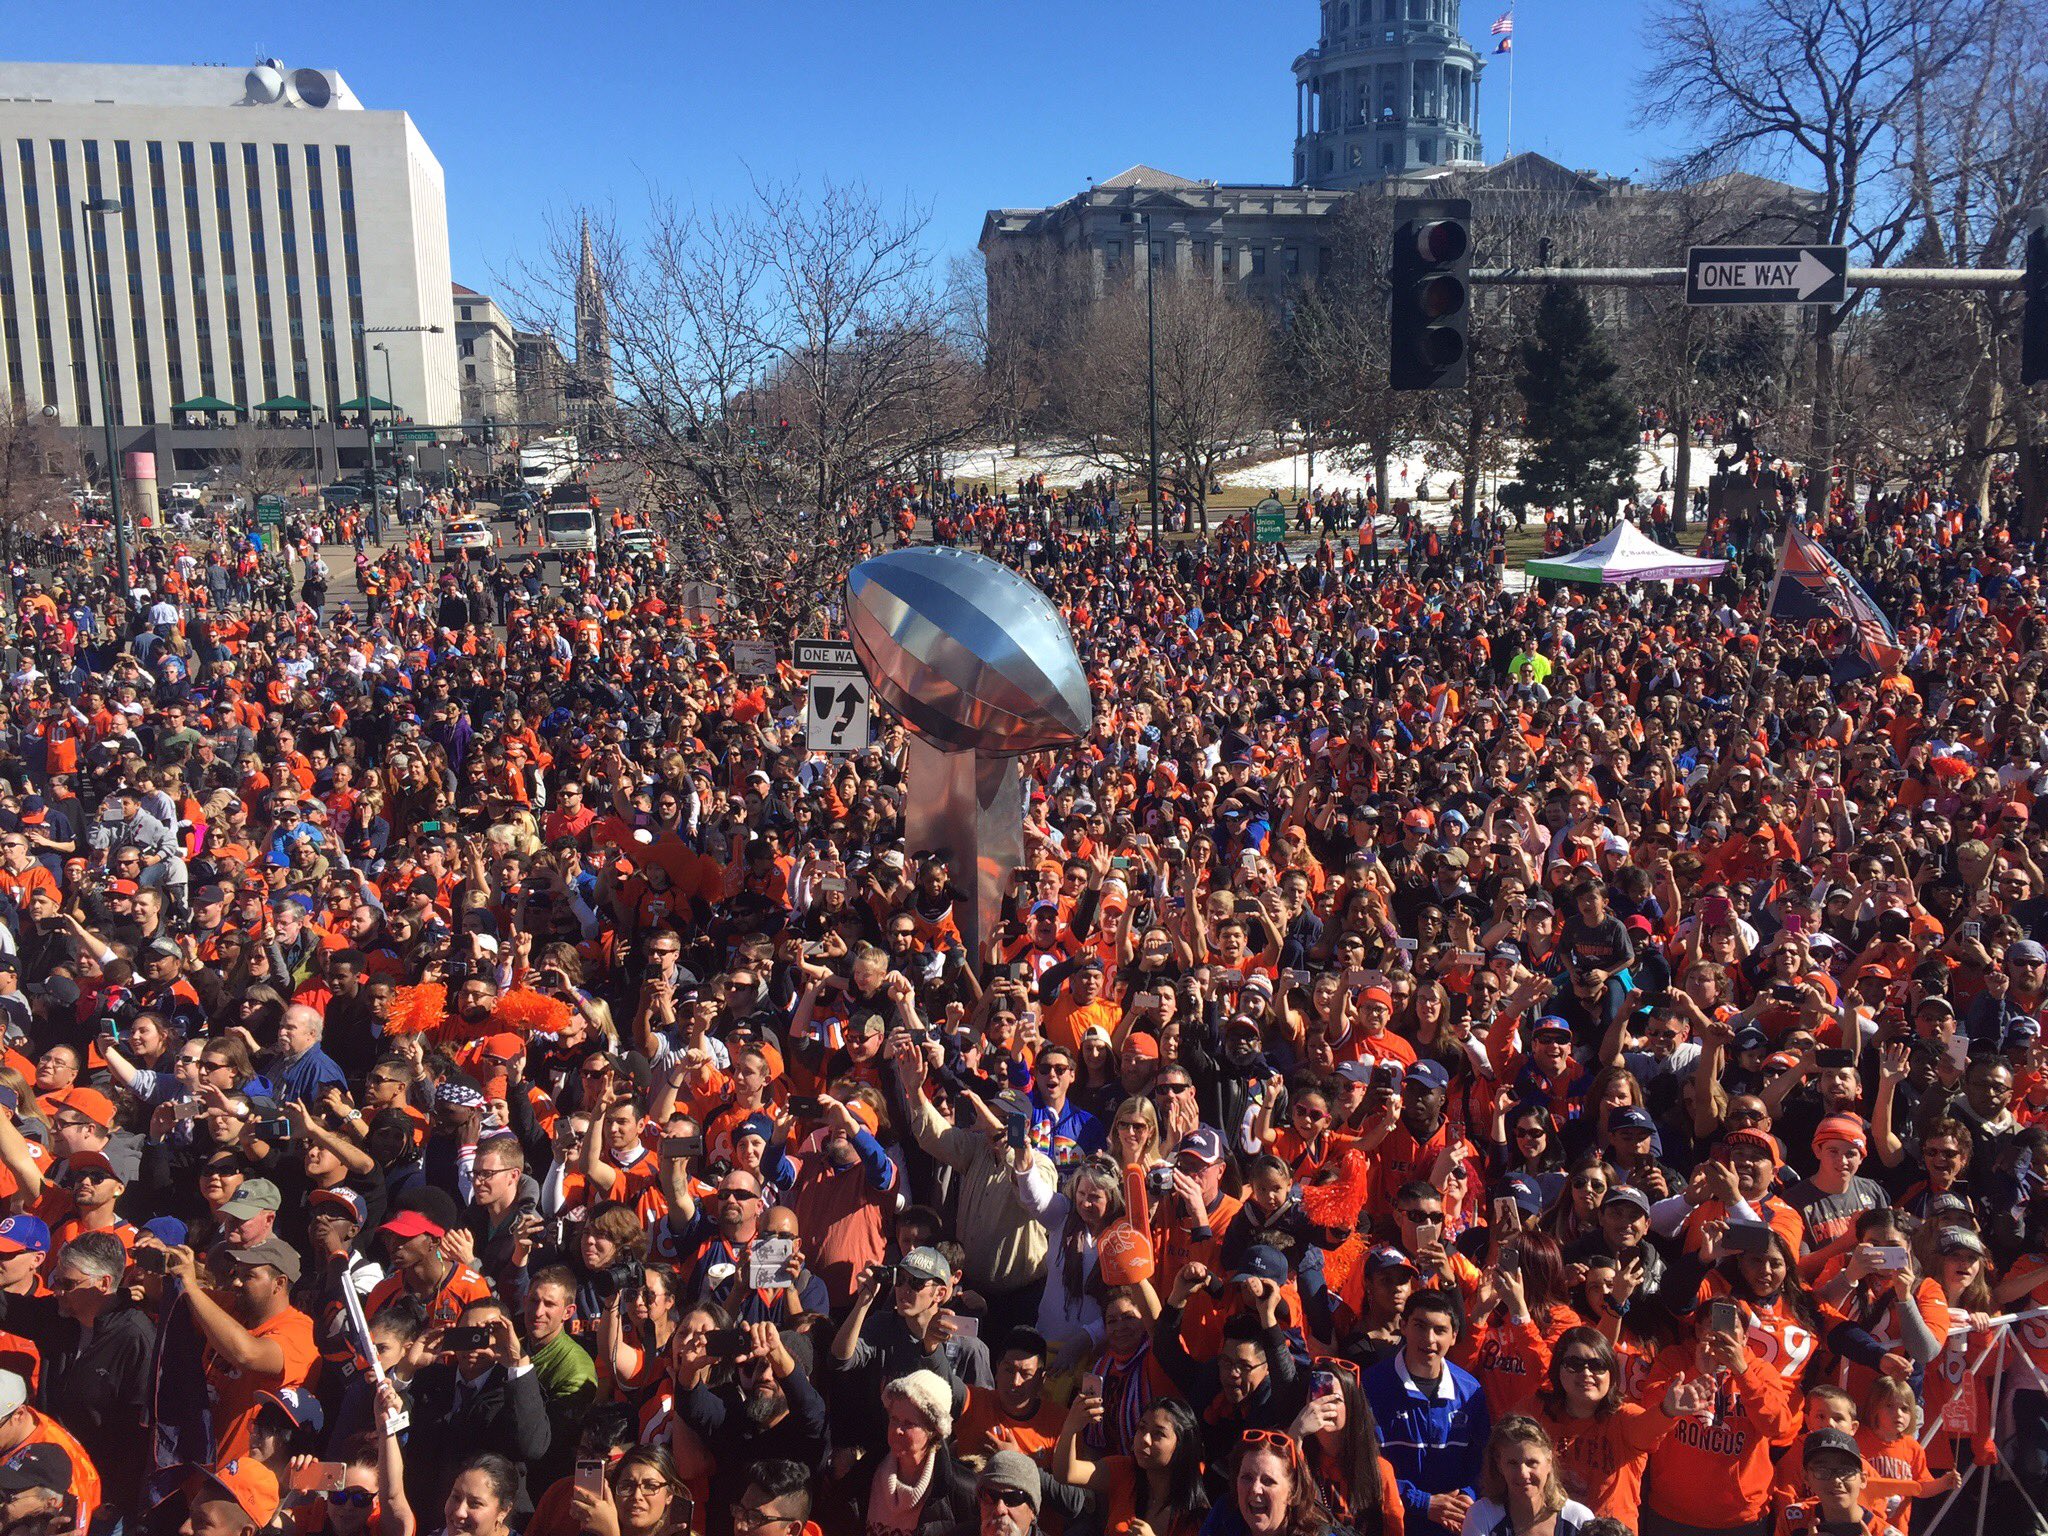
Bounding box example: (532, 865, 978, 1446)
(1686, 245, 1848, 306)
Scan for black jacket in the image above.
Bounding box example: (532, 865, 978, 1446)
(400, 1359, 552, 1515)
(0, 1291, 153, 1514)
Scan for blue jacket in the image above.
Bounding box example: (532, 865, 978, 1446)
(1362, 1352, 1490, 1533)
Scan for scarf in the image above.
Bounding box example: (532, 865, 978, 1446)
(1090, 1339, 1157, 1457)
(868, 1452, 937, 1535)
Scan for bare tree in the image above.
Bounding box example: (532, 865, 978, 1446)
(502, 179, 979, 617)
(1641, 0, 1984, 507)
(954, 242, 1089, 454)
(202, 422, 313, 514)
(1055, 268, 1273, 530)
(0, 400, 80, 545)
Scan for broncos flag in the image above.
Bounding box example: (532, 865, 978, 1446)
(1766, 527, 1904, 669)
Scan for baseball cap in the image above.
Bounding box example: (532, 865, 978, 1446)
(1233, 1244, 1288, 1282)
(1366, 1247, 1420, 1276)
(1124, 1033, 1161, 1059)
(1532, 1016, 1574, 1040)
(1175, 1127, 1227, 1166)
(0, 1217, 50, 1257)
(47, 1087, 115, 1129)
(1802, 1428, 1863, 1467)
(191, 884, 227, 907)
(198, 1458, 282, 1528)
(308, 1187, 368, 1225)
(256, 1386, 324, 1434)
(142, 937, 182, 963)
(61, 1149, 121, 1182)
(217, 1178, 282, 1221)
(1602, 1185, 1652, 1216)
(1607, 1106, 1656, 1136)
(1404, 1059, 1450, 1092)
(977, 1449, 1040, 1512)
(2003, 1018, 2042, 1050)
(1502, 1172, 1547, 1215)
(1729, 1025, 1771, 1054)
(227, 1237, 302, 1282)
(378, 1209, 447, 1242)
(898, 1247, 951, 1285)
(143, 1216, 189, 1248)
(0, 1444, 71, 1495)
(0, 1372, 22, 1421)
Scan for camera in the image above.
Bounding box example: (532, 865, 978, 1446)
(1146, 1164, 1176, 1198)
(590, 1257, 645, 1304)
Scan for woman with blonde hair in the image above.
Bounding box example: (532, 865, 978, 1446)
(1463, 1416, 1597, 1536)
(1106, 1095, 1164, 1173)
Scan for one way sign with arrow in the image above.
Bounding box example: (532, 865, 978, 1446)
(1686, 244, 1848, 306)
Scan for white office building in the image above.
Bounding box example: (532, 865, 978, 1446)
(0, 60, 458, 433)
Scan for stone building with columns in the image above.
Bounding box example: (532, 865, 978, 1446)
(1293, 0, 1485, 187)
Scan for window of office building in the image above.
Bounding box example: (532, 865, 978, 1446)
(146, 142, 186, 408)
(211, 143, 247, 412)
(18, 141, 58, 408)
(0, 156, 21, 402)
(243, 144, 280, 402)
(305, 145, 341, 416)
(336, 145, 366, 402)
(112, 141, 156, 423)
(274, 144, 310, 400)
(52, 142, 92, 425)
(180, 142, 217, 399)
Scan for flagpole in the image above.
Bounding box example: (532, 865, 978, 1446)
(1506, 30, 1514, 157)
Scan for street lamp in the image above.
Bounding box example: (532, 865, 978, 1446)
(1124, 209, 1162, 541)
(356, 322, 443, 541)
(78, 196, 131, 604)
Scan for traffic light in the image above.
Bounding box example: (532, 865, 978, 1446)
(2025, 205, 2047, 387)
(1388, 197, 1472, 392)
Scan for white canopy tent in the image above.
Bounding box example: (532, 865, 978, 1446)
(1523, 520, 1726, 584)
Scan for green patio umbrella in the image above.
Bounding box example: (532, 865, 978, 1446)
(171, 394, 238, 413)
(336, 396, 397, 413)
(254, 395, 314, 413)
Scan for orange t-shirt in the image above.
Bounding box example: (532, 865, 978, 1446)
(206, 1302, 319, 1462)
(1517, 1396, 1676, 1533)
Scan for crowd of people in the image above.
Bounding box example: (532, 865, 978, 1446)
(0, 446, 2042, 1536)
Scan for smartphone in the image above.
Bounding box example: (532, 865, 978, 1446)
(1081, 1373, 1104, 1397)
(1491, 1196, 1519, 1230)
(1870, 1245, 1912, 1273)
(1006, 1112, 1029, 1152)
(659, 1134, 703, 1160)
(1311, 1370, 1338, 1399)
(290, 1463, 350, 1494)
(787, 1096, 822, 1119)
(1723, 1222, 1774, 1256)
(1455, 950, 1486, 965)
(1394, 936, 1419, 952)
(132, 1246, 169, 1275)
(574, 1459, 607, 1500)
(443, 1325, 494, 1352)
(705, 1327, 752, 1361)
(1959, 921, 1982, 941)
(1944, 1032, 1971, 1072)
(1112, 856, 1133, 871)
(1703, 1298, 1744, 1337)
(1783, 912, 1807, 935)
(1705, 895, 1732, 925)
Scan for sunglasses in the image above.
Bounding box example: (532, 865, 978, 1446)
(326, 1489, 376, 1510)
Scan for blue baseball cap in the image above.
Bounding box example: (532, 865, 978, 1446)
(1404, 1059, 1450, 1092)
(0, 1216, 49, 1257)
(142, 1217, 189, 1248)
(1502, 1173, 1548, 1216)
(1607, 1106, 1657, 1135)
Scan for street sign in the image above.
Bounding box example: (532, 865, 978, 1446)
(795, 638, 858, 672)
(805, 673, 871, 754)
(1685, 245, 1848, 306)
(1252, 497, 1288, 543)
(731, 639, 776, 676)
(382, 427, 439, 443)
(256, 495, 285, 525)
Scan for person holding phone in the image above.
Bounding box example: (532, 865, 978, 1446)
(1638, 1300, 1799, 1536)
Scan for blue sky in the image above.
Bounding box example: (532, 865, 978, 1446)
(10, 0, 1672, 283)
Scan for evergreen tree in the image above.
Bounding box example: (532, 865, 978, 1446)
(1506, 284, 1640, 513)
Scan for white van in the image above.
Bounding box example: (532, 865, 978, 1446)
(545, 505, 598, 556)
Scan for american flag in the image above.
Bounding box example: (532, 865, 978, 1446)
(1766, 528, 1903, 667)
(1491, 11, 1514, 34)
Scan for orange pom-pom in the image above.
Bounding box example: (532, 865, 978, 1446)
(488, 988, 574, 1039)
(385, 982, 447, 1038)
(1301, 1146, 1373, 1230)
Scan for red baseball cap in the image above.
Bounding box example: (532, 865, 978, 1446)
(378, 1209, 446, 1242)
